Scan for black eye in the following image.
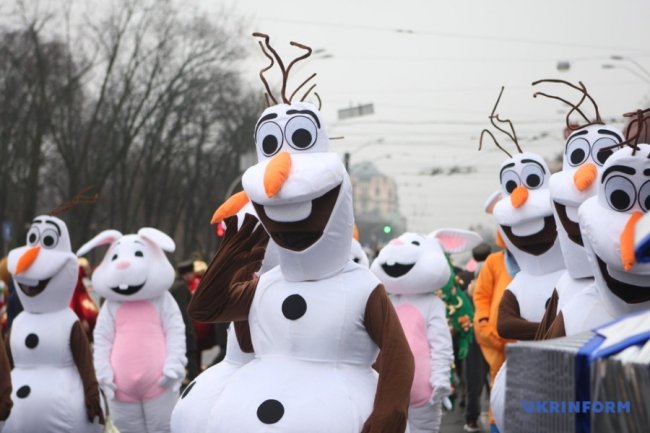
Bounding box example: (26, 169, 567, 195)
(111, 254, 118, 261)
(43, 236, 55, 247)
(40, 229, 59, 249)
(135, 251, 143, 257)
(500, 170, 520, 194)
(353, 257, 360, 263)
(521, 164, 545, 190)
(256, 121, 283, 157)
(285, 116, 317, 150)
(526, 174, 541, 188)
(411, 241, 420, 246)
(604, 175, 636, 212)
(28, 233, 38, 244)
(591, 137, 619, 166)
(566, 137, 589, 167)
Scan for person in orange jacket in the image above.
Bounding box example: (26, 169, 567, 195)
(471, 233, 518, 431)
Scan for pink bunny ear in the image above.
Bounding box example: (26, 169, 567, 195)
(76, 230, 123, 257)
(484, 190, 502, 215)
(137, 227, 175, 253)
(429, 229, 483, 254)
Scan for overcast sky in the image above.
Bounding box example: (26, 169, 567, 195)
(19, 0, 650, 234)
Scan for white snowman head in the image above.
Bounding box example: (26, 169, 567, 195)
(211, 34, 352, 282)
(579, 141, 650, 308)
(77, 228, 176, 302)
(481, 87, 563, 274)
(8, 215, 79, 313)
(371, 230, 482, 295)
(533, 79, 624, 279)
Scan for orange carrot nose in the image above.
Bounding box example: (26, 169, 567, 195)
(495, 230, 506, 248)
(264, 152, 292, 198)
(352, 224, 360, 241)
(621, 211, 642, 271)
(210, 191, 250, 224)
(510, 186, 529, 208)
(16, 246, 41, 275)
(573, 163, 597, 192)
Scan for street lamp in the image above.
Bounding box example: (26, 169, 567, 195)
(610, 55, 650, 79)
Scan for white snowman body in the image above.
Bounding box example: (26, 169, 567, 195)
(5, 215, 101, 433)
(205, 262, 380, 432)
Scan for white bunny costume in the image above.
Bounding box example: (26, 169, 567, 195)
(5, 215, 103, 433)
(371, 230, 481, 433)
(78, 228, 186, 433)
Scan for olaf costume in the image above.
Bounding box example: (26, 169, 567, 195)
(186, 33, 413, 433)
(78, 228, 186, 433)
(536, 123, 624, 337)
(371, 230, 481, 433)
(546, 143, 650, 337)
(5, 215, 103, 433)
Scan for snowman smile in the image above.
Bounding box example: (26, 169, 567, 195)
(500, 216, 558, 256)
(110, 281, 146, 295)
(596, 255, 650, 303)
(381, 262, 415, 278)
(253, 184, 341, 251)
(16, 278, 51, 297)
(553, 202, 583, 246)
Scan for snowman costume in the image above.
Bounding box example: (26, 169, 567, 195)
(5, 215, 103, 433)
(371, 230, 481, 433)
(78, 228, 186, 433)
(546, 142, 650, 337)
(187, 32, 414, 433)
(0, 333, 10, 423)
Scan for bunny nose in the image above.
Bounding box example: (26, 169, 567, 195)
(621, 211, 642, 271)
(389, 239, 404, 245)
(573, 163, 597, 192)
(510, 186, 529, 208)
(115, 260, 131, 270)
(264, 151, 292, 198)
(16, 246, 40, 275)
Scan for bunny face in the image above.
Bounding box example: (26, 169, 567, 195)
(549, 125, 624, 278)
(579, 144, 650, 306)
(371, 230, 482, 296)
(78, 228, 175, 302)
(242, 102, 353, 282)
(8, 215, 78, 313)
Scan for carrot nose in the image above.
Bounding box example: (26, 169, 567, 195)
(621, 211, 643, 271)
(510, 186, 529, 208)
(16, 246, 41, 275)
(210, 191, 250, 224)
(573, 163, 597, 192)
(495, 230, 506, 248)
(264, 152, 292, 198)
(352, 224, 360, 241)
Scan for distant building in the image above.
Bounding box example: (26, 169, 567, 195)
(350, 161, 406, 247)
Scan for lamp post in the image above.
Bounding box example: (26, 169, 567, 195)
(602, 63, 650, 84)
(610, 55, 650, 80)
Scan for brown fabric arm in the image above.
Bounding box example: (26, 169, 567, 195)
(233, 321, 254, 353)
(70, 321, 104, 425)
(497, 290, 540, 341)
(361, 284, 413, 433)
(4, 330, 12, 369)
(188, 214, 268, 323)
(535, 289, 559, 341)
(544, 311, 567, 339)
(0, 332, 12, 421)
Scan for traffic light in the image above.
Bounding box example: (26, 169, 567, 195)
(383, 225, 392, 234)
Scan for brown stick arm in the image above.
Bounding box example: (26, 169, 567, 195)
(535, 289, 559, 341)
(70, 321, 104, 425)
(361, 284, 414, 433)
(188, 214, 268, 323)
